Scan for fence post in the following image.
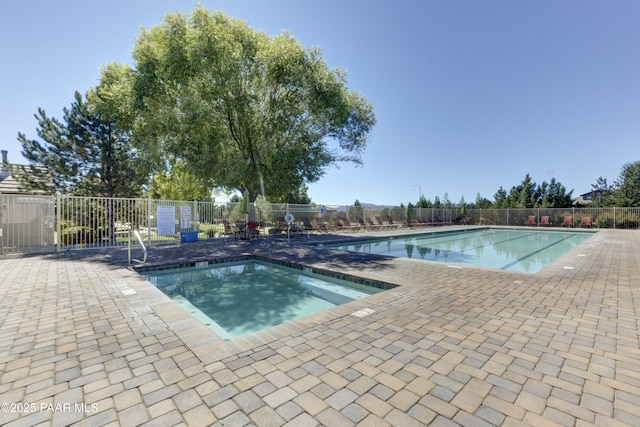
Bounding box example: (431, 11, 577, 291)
(613, 206, 616, 229)
(0, 193, 3, 255)
(193, 200, 197, 231)
(147, 197, 152, 246)
(56, 193, 61, 253)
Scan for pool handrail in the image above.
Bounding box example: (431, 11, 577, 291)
(128, 229, 147, 265)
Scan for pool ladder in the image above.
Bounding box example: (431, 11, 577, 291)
(128, 229, 148, 265)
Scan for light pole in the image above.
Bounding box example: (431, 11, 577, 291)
(412, 184, 422, 202)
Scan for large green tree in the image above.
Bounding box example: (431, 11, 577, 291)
(614, 161, 640, 207)
(495, 174, 573, 208)
(538, 178, 573, 208)
(120, 6, 375, 202)
(17, 91, 149, 197)
(148, 159, 213, 201)
(589, 176, 615, 207)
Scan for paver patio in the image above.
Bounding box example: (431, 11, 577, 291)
(1, 227, 639, 426)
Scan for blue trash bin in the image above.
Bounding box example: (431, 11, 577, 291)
(180, 231, 198, 242)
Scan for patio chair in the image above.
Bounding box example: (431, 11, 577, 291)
(366, 216, 379, 229)
(387, 215, 403, 228)
(375, 215, 395, 229)
(355, 216, 369, 229)
(246, 221, 261, 240)
(539, 216, 550, 227)
(221, 219, 236, 240)
(301, 216, 319, 234)
(332, 216, 348, 232)
(315, 216, 332, 232)
(276, 216, 305, 236)
(411, 217, 428, 227)
(561, 216, 573, 227)
(274, 217, 291, 235)
(526, 216, 537, 226)
(579, 216, 592, 228)
(335, 214, 359, 231)
(234, 220, 252, 240)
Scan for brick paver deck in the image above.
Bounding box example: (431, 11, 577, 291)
(1, 227, 639, 426)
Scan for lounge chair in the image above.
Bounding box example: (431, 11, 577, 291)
(561, 216, 573, 227)
(274, 216, 303, 236)
(315, 216, 332, 232)
(335, 214, 359, 231)
(579, 216, 592, 228)
(526, 216, 536, 226)
(301, 216, 318, 234)
(414, 217, 431, 227)
(274, 217, 288, 234)
(406, 217, 420, 227)
(539, 216, 550, 227)
(387, 215, 403, 228)
(355, 216, 370, 229)
(332, 216, 346, 232)
(375, 215, 395, 229)
(457, 216, 472, 225)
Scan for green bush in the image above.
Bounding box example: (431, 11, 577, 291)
(617, 212, 639, 229)
(594, 212, 639, 229)
(595, 212, 614, 228)
(60, 226, 97, 245)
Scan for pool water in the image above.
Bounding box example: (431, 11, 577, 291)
(142, 260, 382, 339)
(328, 228, 595, 273)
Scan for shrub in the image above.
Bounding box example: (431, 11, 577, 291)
(595, 212, 614, 228)
(60, 226, 97, 245)
(616, 212, 639, 229)
(595, 212, 639, 229)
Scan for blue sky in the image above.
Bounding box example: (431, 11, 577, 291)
(2, 1, 639, 206)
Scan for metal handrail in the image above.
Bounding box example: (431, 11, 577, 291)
(128, 229, 147, 265)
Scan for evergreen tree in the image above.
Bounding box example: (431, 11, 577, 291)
(416, 194, 431, 208)
(543, 178, 573, 208)
(17, 91, 148, 197)
(614, 161, 640, 207)
(517, 173, 536, 208)
(283, 185, 312, 204)
(493, 187, 508, 208)
(474, 192, 493, 209)
(442, 192, 452, 209)
(590, 176, 615, 207)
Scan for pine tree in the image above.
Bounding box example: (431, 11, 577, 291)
(17, 91, 149, 197)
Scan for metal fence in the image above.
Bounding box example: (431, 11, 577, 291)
(444, 207, 640, 229)
(1, 193, 639, 255)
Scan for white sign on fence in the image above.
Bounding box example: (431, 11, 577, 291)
(180, 206, 191, 229)
(157, 205, 175, 236)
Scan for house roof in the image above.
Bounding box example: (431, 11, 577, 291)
(1, 150, 46, 195)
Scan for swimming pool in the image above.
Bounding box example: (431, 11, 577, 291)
(141, 259, 387, 339)
(327, 228, 595, 273)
